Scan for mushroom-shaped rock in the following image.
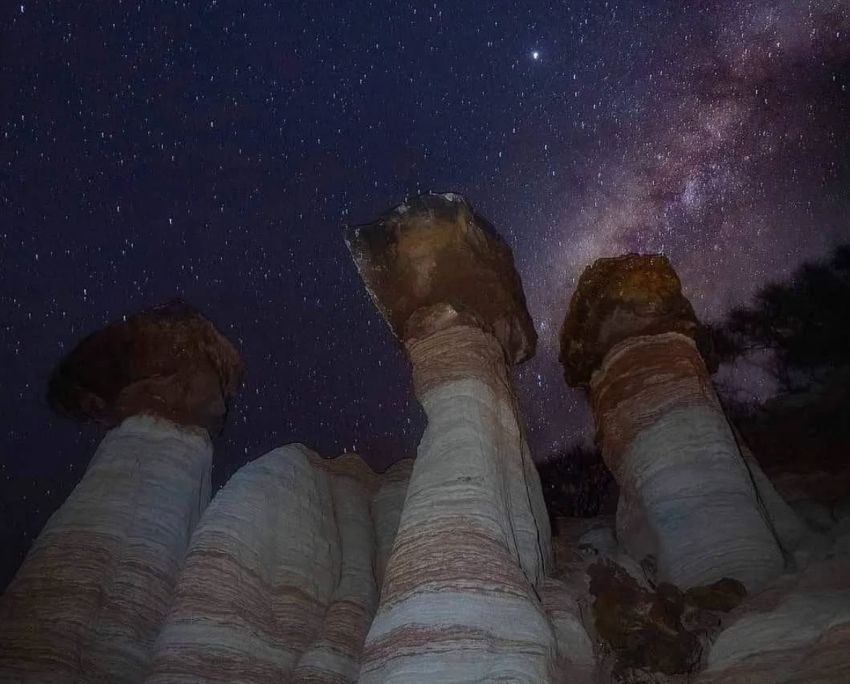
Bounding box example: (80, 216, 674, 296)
(560, 254, 785, 592)
(0, 302, 241, 684)
(48, 300, 242, 433)
(144, 446, 413, 684)
(349, 194, 583, 682)
(560, 253, 712, 386)
(346, 192, 537, 364)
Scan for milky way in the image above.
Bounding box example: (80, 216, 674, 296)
(1, 1, 848, 586)
(517, 0, 850, 453)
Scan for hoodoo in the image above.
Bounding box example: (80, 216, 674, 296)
(347, 193, 588, 682)
(559, 254, 785, 591)
(0, 302, 242, 684)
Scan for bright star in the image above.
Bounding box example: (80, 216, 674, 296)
(531, 50, 540, 60)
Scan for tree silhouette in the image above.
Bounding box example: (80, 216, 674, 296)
(714, 244, 850, 392)
(536, 443, 617, 526)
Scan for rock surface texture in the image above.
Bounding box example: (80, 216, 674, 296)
(346, 191, 537, 365)
(697, 554, 850, 683)
(348, 193, 584, 682)
(0, 303, 241, 684)
(48, 300, 243, 434)
(560, 255, 785, 592)
(145, 446, 413, 684)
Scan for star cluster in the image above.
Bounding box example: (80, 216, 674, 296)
(1, 1, 848, 587)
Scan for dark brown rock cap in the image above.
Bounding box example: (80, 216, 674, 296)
(560, 253, 715, 386)
(48, 300, 243, 433)
(345, 192, 537, 364)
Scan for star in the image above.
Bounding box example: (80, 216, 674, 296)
(2, 0, 849, 593)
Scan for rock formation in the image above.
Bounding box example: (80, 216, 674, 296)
(347, 192, 588, 682)
(697, 551, 850, 683)
(5, 225, 848, 684)
(560, 255, 785, 592)
(588, 560, 746, 677)
(144, 446, 412, 684)
(0, 302, 241, 684)
(47, 300, 242, 434)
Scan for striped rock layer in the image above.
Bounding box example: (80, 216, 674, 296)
(145, 445, 412, 684)
(696, 557, 850, 683)
(359, 306, 568, 683)
(0, 415, 213, 684)
(589, 332, 784, 591)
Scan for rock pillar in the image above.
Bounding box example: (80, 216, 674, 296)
(348, 193, 567, 682)
(144, 447, 413, 684)
(560, 254, 784, 591)
(0, 302, 242, 684)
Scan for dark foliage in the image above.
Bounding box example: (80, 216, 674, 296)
(715, 245, 850, 492)
(536, 443, 618, 523)
(713, 244, 850, 392)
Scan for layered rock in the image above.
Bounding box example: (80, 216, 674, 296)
(560, 255, 785, 592)
(697, 555, 850, 683)
(145, 445, 413, 684)
(0, 302, 241, 684)
(348, 193, 581, 682)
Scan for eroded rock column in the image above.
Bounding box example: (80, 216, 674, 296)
(144, 446, 413, 684)
(348, 193, 573, 682)
(560, 254, 784, 592)
(0, 302, 242, 684)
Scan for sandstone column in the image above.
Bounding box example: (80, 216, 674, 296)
(347, 193, 572, 682)
(0, 302, 242, 684)
(144, 446, 413, 684)
(559, 254, 784, 591)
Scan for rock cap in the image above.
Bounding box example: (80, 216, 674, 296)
(560, 254, 714, 386)
(48, 300, 243, 433)
(345, 192, 537, 364)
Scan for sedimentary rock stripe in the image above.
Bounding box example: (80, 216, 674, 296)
(146, 444, 410, 684)
(145, 445, 338, 683)
(538, 577, 595, 672)
(591, 333, 784, 591)
(698, 589, 850, 683)
(406, 315, 552, 584)
(290, 472, 379, 682)
(590, 332, 720, 474)
(361, 593, 556, 682)
(360, 318, 558, 682)
(371, 460, 414, 588)
(0, 415, 212, 684)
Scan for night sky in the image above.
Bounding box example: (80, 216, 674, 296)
(2, 1, 849, 587)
